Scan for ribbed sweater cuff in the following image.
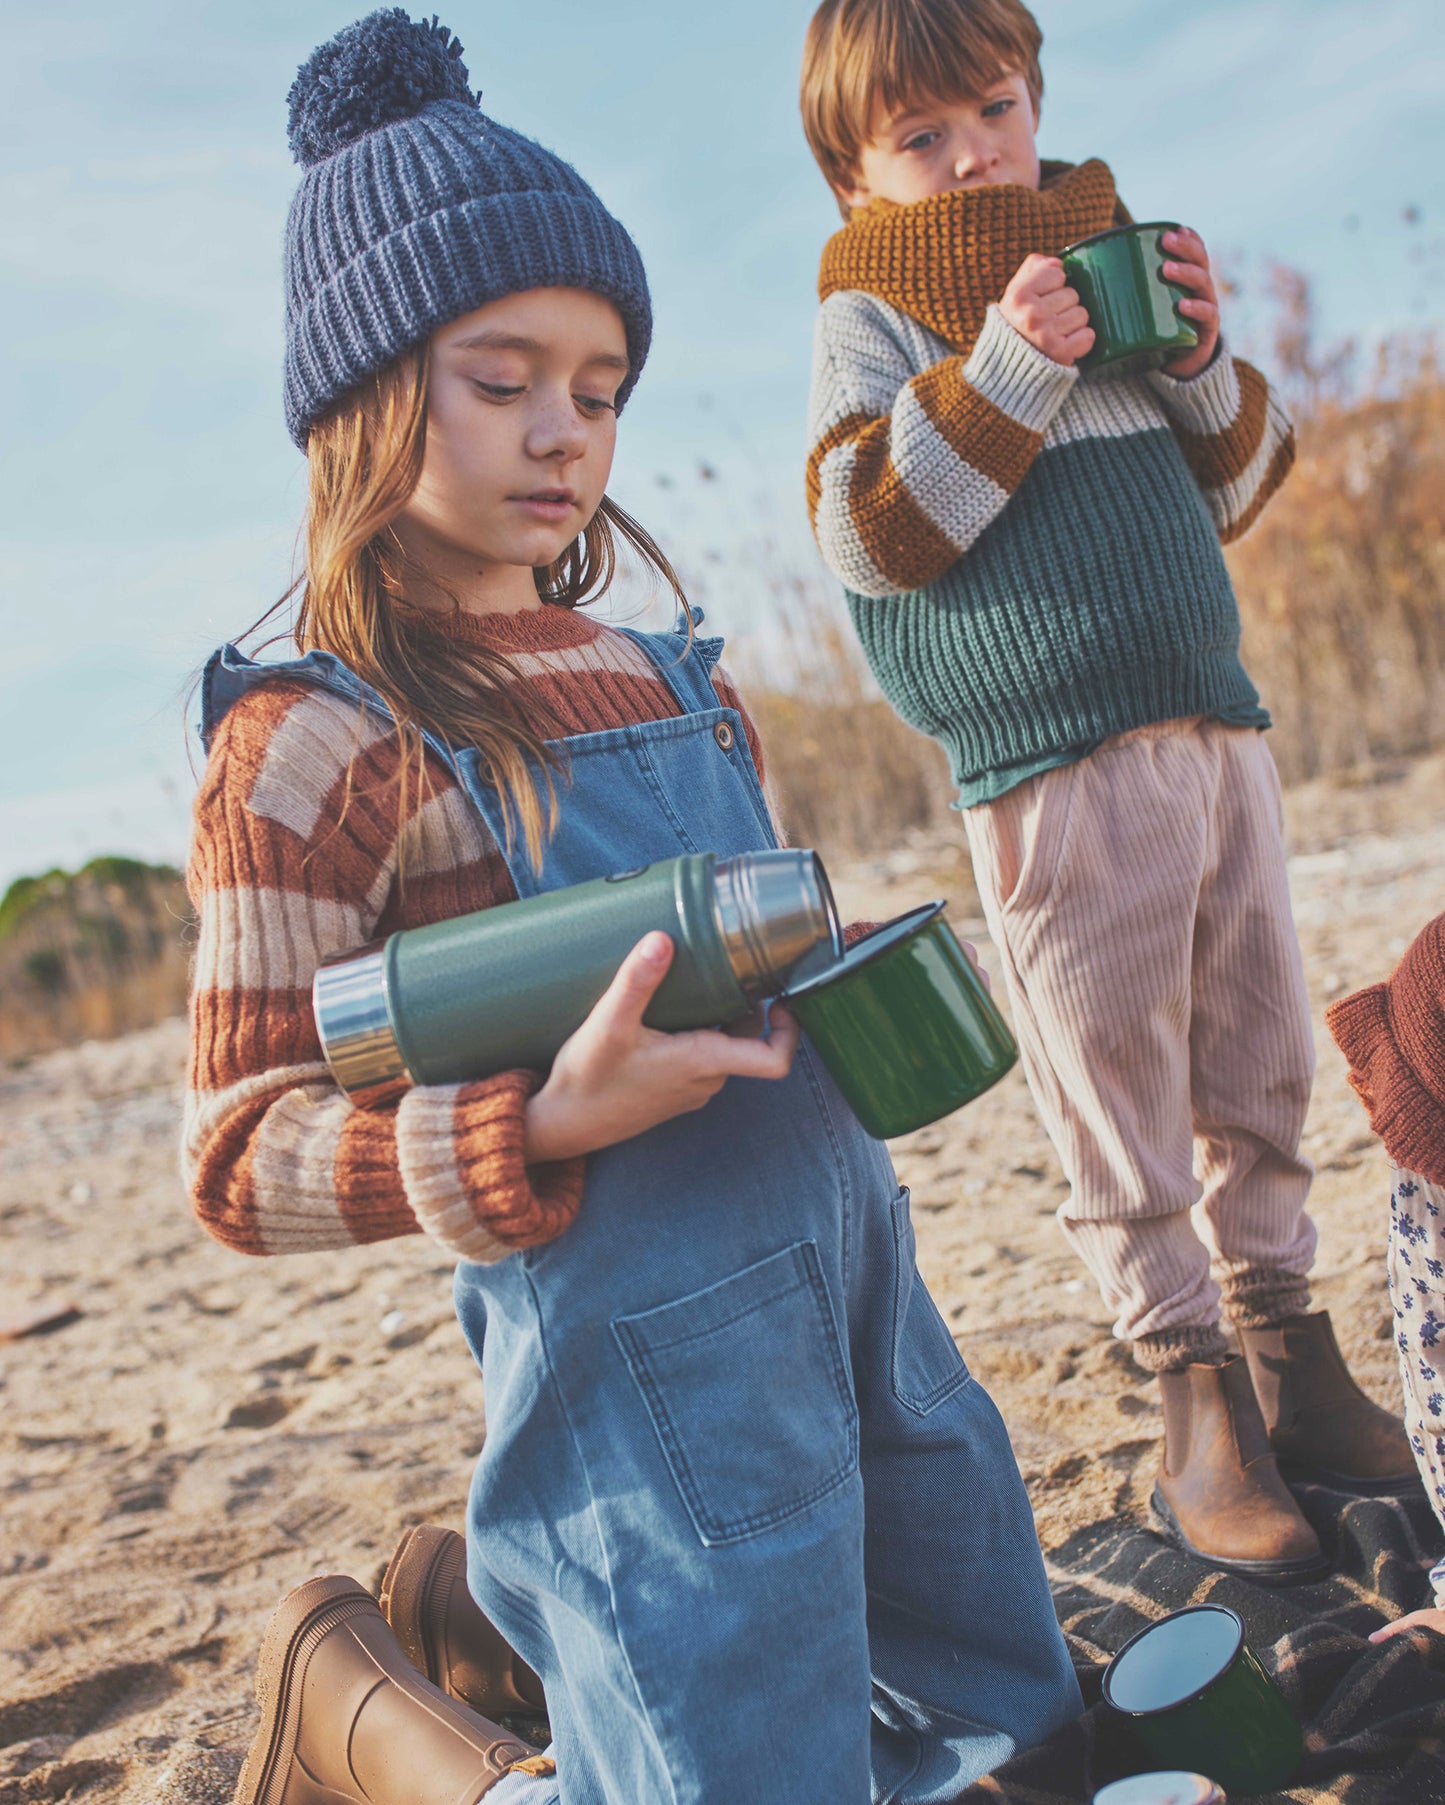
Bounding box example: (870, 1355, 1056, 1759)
(961, 305, 1079, 432)
(1327, 924, 1445, 1188)
(1146, 341, 1240, 435)
(396, 1071, 586, 1262)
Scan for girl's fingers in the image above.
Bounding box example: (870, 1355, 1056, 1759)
(590, 931, 675, 1036)
(1163, 259, 1212, 291)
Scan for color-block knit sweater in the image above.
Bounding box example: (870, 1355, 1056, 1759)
(183, 603, 767, 1263)
(806, 160, 1295, 805)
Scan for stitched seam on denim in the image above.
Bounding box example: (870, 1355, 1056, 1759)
(797, 1043, 854, 1291)
(890, 1190, 972, 1415)
(521, 1262, 680, 1804)
(616, 1274, 809, 1355)
(613, 1245, 858, 1543)
(633, 736, 703, 852)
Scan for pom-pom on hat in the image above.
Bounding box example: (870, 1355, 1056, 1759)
(282, 9, 652, 447)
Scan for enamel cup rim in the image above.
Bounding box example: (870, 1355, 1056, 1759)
(1101, 1605, 1245, 1717)
(782, 900, 945, 1000)
(1059, 218, 1182, 259)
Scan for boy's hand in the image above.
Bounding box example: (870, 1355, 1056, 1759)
(1160, 227, 1221, 379)
(998, 254, 1094, 368)
(522, 932, 801, 1164)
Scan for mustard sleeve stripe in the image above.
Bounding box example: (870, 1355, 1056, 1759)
(1172, 360, 1271, 492)
(846, 421, 966, 591)
(1217, 433, 1296, 545)
(807, 410, 877, 521)
(913, 360, 1043, 496)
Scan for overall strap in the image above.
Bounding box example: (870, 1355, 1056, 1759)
(614, 608, 728, 720)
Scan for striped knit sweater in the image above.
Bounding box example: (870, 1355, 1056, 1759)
(806, 160, 1295, 806)
(183, 603, 768, 1263)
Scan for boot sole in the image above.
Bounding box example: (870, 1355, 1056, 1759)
(378, 1523, 456, 1691)
(1277, 1458, 1422, 1497)
(1149, 1488, 1330, 1584)
(234, 1575, 376, 1805)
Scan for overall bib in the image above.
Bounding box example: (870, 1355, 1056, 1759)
(203, 627, 1079, 1805)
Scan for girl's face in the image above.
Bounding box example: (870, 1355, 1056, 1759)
(395, 288, 629, 604)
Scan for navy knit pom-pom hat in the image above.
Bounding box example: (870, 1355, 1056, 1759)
(282, 9, 652, 446)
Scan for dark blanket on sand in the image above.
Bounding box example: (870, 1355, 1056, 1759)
(960, 1481, 1445, 1803)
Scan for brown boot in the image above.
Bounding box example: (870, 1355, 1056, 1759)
(379, 1524, 547, 1720)
(1152, 1357, 1327, 1582)
(234, 1575, 551, 1805)
(1236, 1310, 1417, 1492)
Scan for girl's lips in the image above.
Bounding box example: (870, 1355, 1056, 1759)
(510, 492, 576, 521)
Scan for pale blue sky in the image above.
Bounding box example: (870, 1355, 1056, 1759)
(1, 0, 1441, 888)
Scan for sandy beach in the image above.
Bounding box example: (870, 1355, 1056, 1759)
(3, 751, 1443, 1805)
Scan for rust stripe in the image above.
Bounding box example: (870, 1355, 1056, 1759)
(1173, 359, 1271, 491)
(848, 422, 964, 590)
(1218, 433, 1296, 544)
(806, 410, 875, 521)
(189, 986, 320, 1092)
(913, 362, 1042, 495)
(334, 1107, 418, 1245)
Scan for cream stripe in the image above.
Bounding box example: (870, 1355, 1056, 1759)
(180, 1063, 332, 1182)
(194, 888, 366, 992)
(1046, 371, 1173, 449)
(500, 630, 659, 685)
(246, 1081, 356, 1254)
(1145, 349, 1243, 439)
(891, 382, 1012, 552)
(248, 689, 389, 841)
(812, 440, 897, 599)
(395, 1085, 510, 1264)
(1208, 387, 1292, 527)
(397, 784, 497, 878)
(959, 305, 1078, 432)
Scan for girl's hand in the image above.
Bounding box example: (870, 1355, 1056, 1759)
(999, 254, 1095, 368)
(1160, 227, 1221, 379)
(1369, 1608, 1445, 1645)
(523, 932, 801, 1164)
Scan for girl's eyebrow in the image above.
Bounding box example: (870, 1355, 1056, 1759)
(450, 328, 629, 372)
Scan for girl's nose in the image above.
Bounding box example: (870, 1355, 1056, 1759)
(526, 401, 589, 462)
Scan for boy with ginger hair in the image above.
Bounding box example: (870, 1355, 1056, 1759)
(801, 0, 1414, 1578)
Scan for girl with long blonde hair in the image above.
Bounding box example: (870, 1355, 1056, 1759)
(189, 14, 1079, 1805)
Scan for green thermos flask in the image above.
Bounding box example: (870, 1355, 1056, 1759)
(313, 850, 840, 1102)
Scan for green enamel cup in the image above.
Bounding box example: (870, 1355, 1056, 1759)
(1102, 1606, 1302, 1794)
(783, 903, 1017, 1139)
(1060, 221, 1198, 375)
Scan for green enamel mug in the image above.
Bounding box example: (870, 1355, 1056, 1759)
(1060, 221, 1198, 375)
(1102, 1606, 1302, 1795)
(782, 902, 1017, 1139)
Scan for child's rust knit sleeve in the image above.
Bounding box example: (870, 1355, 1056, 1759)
(182, 680, 584, 1263)
(807, 293, 1079, 597)
(1146, 348, 1295, 542)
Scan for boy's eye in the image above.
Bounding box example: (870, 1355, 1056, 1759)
(982, 98, 1014, 118)
(902, 129, 939, 153)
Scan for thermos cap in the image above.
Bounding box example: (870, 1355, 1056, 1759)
(313, 942, 411, 1102)
(712, 849, 841, 997)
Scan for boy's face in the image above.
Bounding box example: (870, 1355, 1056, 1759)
(839, 72, 1040, 209)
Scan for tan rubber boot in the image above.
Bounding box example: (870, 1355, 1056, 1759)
(1236, 1310, 1417, 1492)
(234, 1575, 553, 1805)
(1151, 1357, 1327, 1582)
(380, 1524, 547, 1720)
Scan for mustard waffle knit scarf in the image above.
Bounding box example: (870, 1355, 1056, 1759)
(817, 159, 1129, 358)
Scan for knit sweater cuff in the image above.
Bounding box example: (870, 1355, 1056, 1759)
(961, 305, 1079, 433)
(1327, 948, 1445, 1189)
(1145, 341, 1240, 436)
(395, 1071, 586, 1263)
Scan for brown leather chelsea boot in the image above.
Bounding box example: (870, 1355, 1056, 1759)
(235, 1575, 550, 1805)
(1152, 1357, 1327, 1581)
(1236, 1310, 1417, 1492)
(379, 1524, 547, 1721)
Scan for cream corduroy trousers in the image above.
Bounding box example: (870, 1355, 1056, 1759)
(964, 719, 1318, 1342)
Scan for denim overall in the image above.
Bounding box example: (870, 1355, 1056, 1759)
(202, 627, 1079, 1805)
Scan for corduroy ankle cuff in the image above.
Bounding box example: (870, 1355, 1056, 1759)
(1220, 1267, 1312, 1331)
(1132, 1322, 1232, 1374)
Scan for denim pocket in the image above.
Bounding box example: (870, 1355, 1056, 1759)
(891, 1189, 971, 1416)
(612, 1241, 858, 1547)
